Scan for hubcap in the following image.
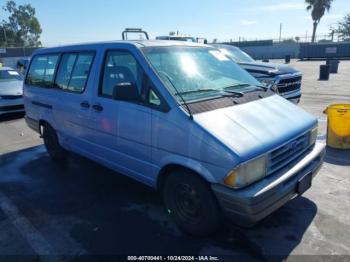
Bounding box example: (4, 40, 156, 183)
(174, 183, 202, 224)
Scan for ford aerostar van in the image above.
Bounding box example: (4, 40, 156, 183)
(24, 41, 325, 236)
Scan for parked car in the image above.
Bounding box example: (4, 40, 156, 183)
(156, 35, 207, 43)
(213, 44, 302, 104)
(156, 35, 197, 42)
(0, 67, 24, 115)
(24, 41, 325, 236)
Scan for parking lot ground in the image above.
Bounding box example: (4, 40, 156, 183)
(0, 60, 349, 261)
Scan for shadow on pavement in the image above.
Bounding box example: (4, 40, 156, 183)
(0, 145, 317, 261)
(324, 146, 350, 166)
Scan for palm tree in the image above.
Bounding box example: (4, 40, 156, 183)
(305, 0, 334, 43)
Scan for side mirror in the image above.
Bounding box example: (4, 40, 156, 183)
(112, 82, 139, 101)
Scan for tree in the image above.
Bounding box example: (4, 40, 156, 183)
(0, 1, 42, 47)
(305, 0, 334, 43)
(336, 14, 350, 40)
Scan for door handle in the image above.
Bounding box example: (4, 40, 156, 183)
(80, 101, 90, 108)
(92, 103, 104, 112)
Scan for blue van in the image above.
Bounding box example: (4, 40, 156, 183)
(24, 41, 325, 236)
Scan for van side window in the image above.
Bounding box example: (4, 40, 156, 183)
(55, 54, 77, 90)
(148, 89, 161, 106)
(26, 55, 59, 87)
(101, 51, 143, 97)
(55, 52, 94, 92)
(144, 76, 169, 112)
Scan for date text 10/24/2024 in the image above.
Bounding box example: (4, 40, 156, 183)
(127, 256, 220, 261)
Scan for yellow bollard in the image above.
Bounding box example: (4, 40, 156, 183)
(323, 104, 350, 149)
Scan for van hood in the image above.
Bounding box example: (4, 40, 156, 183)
(239, 61, 299, 77)
(194, 95, 317, 161)
(0, 80, 23, 96)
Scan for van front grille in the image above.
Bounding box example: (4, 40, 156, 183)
(267, 132, 310, 175)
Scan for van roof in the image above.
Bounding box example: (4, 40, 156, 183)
(34, 40, 209, 54)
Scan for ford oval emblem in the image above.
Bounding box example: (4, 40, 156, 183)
(289, 140, 300, 150)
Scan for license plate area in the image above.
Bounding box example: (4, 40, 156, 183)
(297, 172, 312, 195)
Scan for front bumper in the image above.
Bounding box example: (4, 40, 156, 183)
(211, 142, 326, 226)
(0, 98, 24, 115)
(280, 90, 301, 104)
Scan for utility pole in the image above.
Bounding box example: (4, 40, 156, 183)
(279, 23, 282, 42)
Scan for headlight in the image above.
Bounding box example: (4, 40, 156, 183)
(260, 78, 275, 88)
(309, 126, 318, 145)
(224, 155, 268, 188)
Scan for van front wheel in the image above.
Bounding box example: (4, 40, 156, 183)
(42, 124, 67, 161)
(163, 170, 222, 236)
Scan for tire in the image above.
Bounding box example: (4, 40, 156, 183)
(42, 123, 67, 161)
(163, 170, 222, 236)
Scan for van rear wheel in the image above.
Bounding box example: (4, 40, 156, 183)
(163, 170, 222, 236)
(42, 124, 67, 161)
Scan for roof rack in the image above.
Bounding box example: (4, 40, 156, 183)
(122, 28, 149, 40)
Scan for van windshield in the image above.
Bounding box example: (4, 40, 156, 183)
(142, 46, 261, 102)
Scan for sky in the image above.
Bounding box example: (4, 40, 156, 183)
(1, 0, 349, 46)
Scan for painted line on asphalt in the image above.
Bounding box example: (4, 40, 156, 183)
(0, 192, 58, 260)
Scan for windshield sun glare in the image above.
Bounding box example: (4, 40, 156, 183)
(143, 47, 261, 102)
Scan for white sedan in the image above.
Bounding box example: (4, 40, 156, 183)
(0, 67, 24, 115)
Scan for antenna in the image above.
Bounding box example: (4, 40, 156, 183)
(164, 75, 193, 120)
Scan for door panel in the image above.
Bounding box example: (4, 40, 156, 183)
(89, 97, 118, 159)
(116, 101, 152, 176)
(88, 49, 153, 183)
(51, 52, 95, 154)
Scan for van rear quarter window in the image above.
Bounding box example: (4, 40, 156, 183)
(54, 52, 94, 93)
(54, 54, 77, 90)
(26, 55, 59, 87)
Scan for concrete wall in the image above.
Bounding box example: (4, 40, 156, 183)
(240, 43, 300, 60)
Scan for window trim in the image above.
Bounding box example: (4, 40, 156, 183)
(53, 51, 96, 94)
(25, 52, 61, 88)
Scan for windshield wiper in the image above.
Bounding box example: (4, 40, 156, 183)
(222, 84, 248, 97)
(252, 85, 268, 91)
(176, 88, 218, 96)
(163, 74, 193, 120)
(223, 84, 251, 90)
(223, 83, 268, 96)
